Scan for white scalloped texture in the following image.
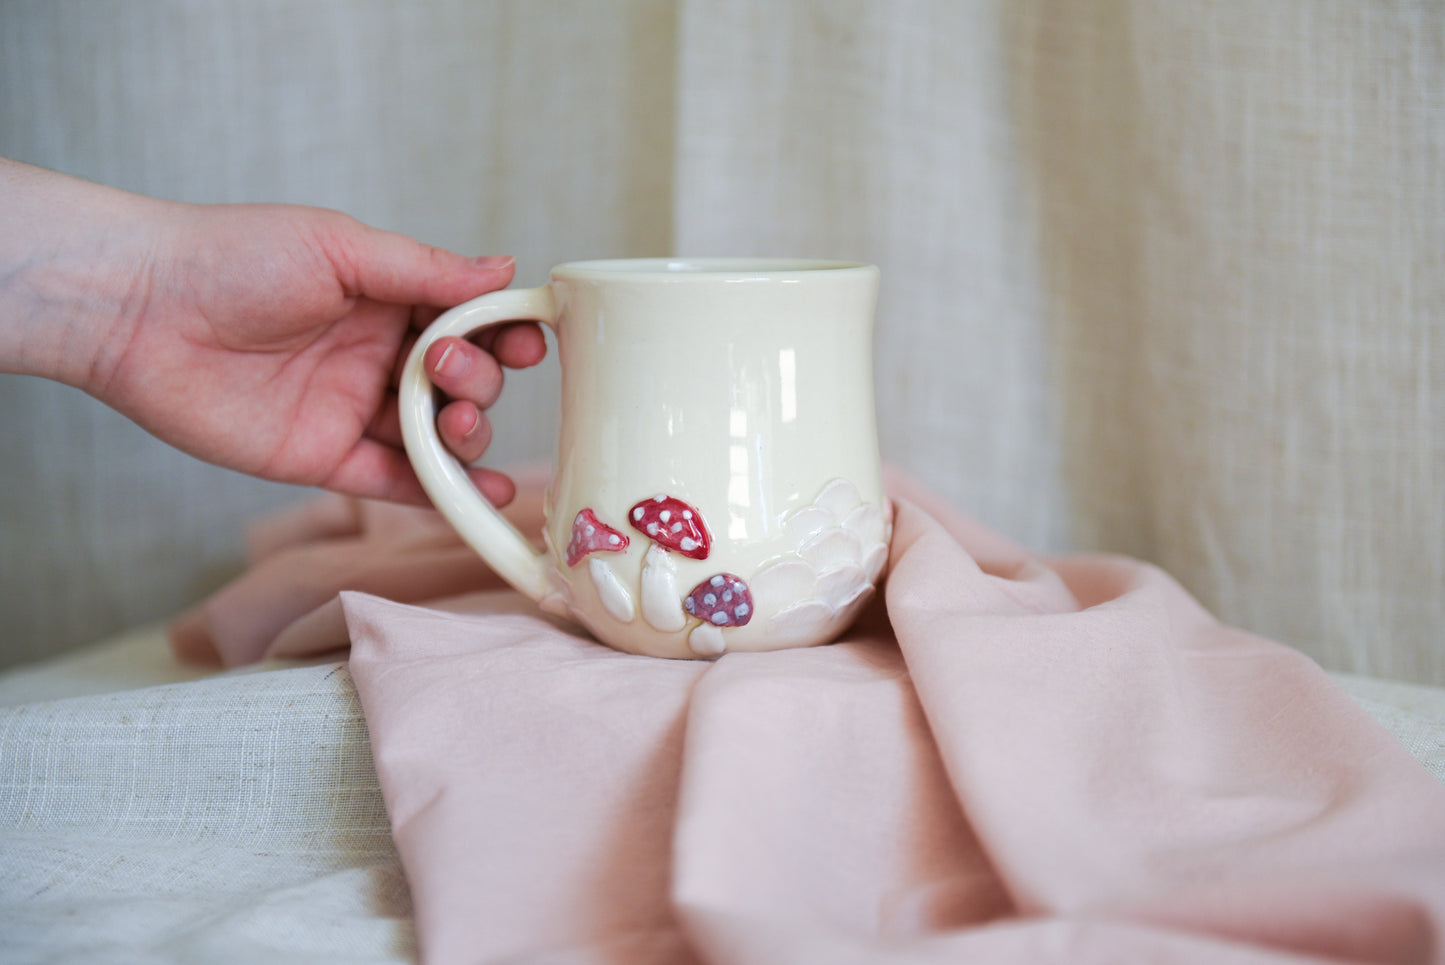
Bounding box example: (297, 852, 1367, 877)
(751, 478, 891, 646)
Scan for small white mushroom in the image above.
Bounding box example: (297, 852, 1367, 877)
(688, 623, 727, 657)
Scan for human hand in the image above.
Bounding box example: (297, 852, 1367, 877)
(97, 202, 547, 505)
(1, 159, 545, 505)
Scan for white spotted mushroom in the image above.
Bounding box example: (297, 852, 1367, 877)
(683, 573, 752, 656)
(566, 508, 630, 567)
(630, 494, 711, 633)
(565, 508, 634, 623)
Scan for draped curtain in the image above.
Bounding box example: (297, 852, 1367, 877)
(2, 0, 1440, 681)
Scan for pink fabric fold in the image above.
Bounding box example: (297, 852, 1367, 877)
(188, 472, 1445, 963)
(167, 465, 552, 666)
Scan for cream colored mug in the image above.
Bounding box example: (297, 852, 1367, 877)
(399, 258, 890, 659)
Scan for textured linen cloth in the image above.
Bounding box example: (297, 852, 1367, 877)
(162, 474, 1445, 963)
(0, 648, 414, 965)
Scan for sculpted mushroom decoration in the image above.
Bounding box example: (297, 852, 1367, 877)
(683, 573, 753, 656)
(566, 508, 634, 623)
(629, 494, 711, 632)
(566, 508, 629, 566)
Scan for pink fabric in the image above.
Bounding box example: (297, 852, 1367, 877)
(167, 465, 552, 666)
(184, 473, 1445, 963)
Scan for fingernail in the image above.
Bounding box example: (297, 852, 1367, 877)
(472, 255, 515, 270)
(433, 342, 468, 379)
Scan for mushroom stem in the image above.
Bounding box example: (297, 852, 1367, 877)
(639, 544, 686, 632)
(589, 558, 635, 623)
(689, 623, 727, 657)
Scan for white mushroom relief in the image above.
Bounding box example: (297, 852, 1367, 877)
(629, 494, 712, 633)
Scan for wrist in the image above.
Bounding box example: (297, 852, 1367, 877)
(0, 158, 166, 391)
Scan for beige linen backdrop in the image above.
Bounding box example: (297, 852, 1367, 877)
(1, 1, 1440, 682)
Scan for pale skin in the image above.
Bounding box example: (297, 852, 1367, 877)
(0, 157, 545, 505)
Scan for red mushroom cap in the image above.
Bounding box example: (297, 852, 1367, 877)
(566, 508, 630, 567)
(684, 573, 753, 628)
(629, 495, 711, 560)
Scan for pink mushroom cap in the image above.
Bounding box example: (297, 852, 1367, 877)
(566, 508, 629, 567)
(628, 495, 711, 560)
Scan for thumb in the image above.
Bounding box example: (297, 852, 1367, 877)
(335, 218, 515, 307)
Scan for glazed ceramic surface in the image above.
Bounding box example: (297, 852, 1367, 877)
(400, 258, 889, 659)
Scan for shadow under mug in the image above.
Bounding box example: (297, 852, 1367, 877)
(399, 258, 890, 659)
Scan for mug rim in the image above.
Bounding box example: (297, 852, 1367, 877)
(551, 257, 875, 280)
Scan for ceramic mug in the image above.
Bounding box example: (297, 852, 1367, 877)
(399, 258, 890, 659)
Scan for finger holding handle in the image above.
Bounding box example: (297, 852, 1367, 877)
(425, 323, 547, 465)
(399, 285, 558, 601)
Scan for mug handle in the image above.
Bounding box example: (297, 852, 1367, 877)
(398, 285, 558, 601)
